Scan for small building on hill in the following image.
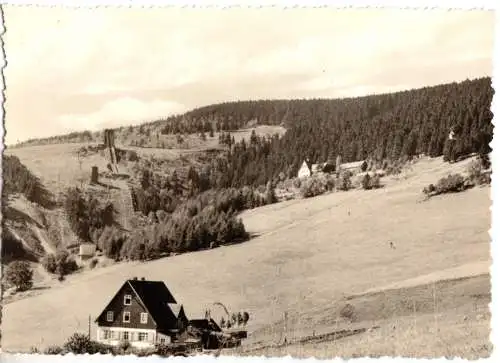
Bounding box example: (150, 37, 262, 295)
(79, 243, 96, 261)
(312, 161, 335, 174)
(298, 159, 336, 178)
(339, 160, 366, 174)
(297, 160, 313, 178)
(311, 163, 322, 174)
(95, 278, 188, 349)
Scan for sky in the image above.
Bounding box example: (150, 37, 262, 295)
(1, 7, 494, 145)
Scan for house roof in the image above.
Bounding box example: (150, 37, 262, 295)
(168, 303, 183, 318)
(128, 280, 179, 329)
(341, 160, 365, 169)
(300, 159, 313, 171)
(128, 279, 177, 306)
(95, 279, 180, 330)
(189, 318, 222, 332)
(80, 242, 96, 247)
(311, 162, 328, 171)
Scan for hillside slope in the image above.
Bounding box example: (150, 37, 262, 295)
(1, 156, 491, 353)
(12, 78, 493, 180)
(2, 155, 60, 267)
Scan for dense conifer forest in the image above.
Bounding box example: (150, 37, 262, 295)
(161, 77, 493, 187)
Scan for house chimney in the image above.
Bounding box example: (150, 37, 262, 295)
(141, 277, 145, 281)
(132, 277, 138, 280)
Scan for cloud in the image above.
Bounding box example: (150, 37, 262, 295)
(2, 7, 494, 144)
(57, 98, 187, 132)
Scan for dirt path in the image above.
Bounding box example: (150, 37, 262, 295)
(350, 261, 491, 298)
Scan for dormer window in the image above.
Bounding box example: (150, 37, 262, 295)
(106, 311, 114, 322)
(124, 295, 132, 305)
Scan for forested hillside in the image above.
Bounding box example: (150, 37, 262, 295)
(12, 77, 493, 188)
(176, 77, 494, 187)
(157, 78, 492, 157)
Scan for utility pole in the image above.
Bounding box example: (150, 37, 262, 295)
(88, 315, 91, 339)
(283, 311, 288, 345)
(57, 171, 63, 246)
(77, 152, 85, 189)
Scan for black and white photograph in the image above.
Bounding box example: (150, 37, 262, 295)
(0, 4, 495, 360)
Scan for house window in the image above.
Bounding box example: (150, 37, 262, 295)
(122, 331, 129, 341)
(140, 312, 148, 324)
(160, 338, 166, 344)
(138, 332, 149, 341)
(123, 311, 131, 323)
(103, 330, 111, 339)
(124, 294, 132, 305)
(106, 311, 114, 322)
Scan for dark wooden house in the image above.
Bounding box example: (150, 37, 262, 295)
(95, 278, 188, 349)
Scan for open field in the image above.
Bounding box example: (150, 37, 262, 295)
(123, 124, 286, 149)
(1, 156, 491, 355)
(229, 125, 286, 143)
(235, 274, 491, 359)
(4, 143, 182, 195)
(5, 143, 123, 196)
(5, 125, 287, 194)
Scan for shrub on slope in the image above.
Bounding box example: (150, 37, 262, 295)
(64, 187, 115, 242)
(1, 228, 38, 264)
(2, 155, 54, 208)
